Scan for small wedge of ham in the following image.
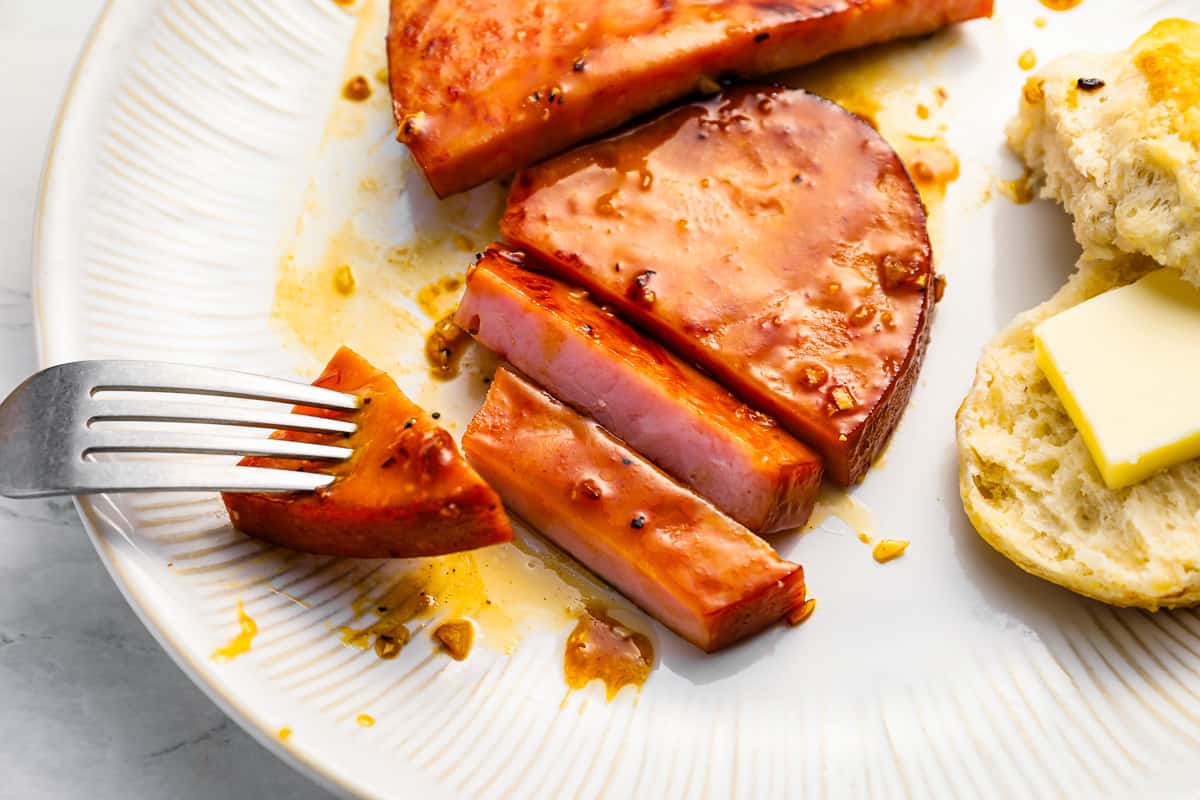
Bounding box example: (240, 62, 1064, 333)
(455, 246, 822, 533)
(463, 367, 806, 653)
(224, 347, 512, 559)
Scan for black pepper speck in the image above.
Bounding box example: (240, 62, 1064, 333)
(630, 515, 646, 529)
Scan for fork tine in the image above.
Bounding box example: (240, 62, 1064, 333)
(0, 361, 361, 498)
(64, 462, 336, 495)
(87, 398, 357, 436)
(79, 361, 359, 411)
(84, 431, 352, 461)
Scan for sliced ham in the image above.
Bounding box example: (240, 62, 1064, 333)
(387, 0, 993, 196)
(224, 347, 512, 558)
(463, 367, 807, 652)
(502, 86, 935, 485)
(455, 246, 822, 533)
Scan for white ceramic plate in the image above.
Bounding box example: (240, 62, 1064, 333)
(33, 0, 1200, 797)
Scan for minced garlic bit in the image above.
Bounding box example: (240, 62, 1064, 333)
(787, 598, 817, 626)
(849, 303, 876, 327)
(373, 627, 410, 660)
(872, 539, 910, 563)
(830, 385, 856, 413)
(434, 619, 474, 661)
(342, 75, 371, 102)
(934, 274, 947, 303)
(799, 364, 828, 390)
(333, 264, 356, 295)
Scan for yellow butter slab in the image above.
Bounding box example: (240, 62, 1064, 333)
(1034, 268, 1200, 489)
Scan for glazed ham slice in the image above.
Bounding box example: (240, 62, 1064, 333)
(464, 368, 806, 652)
(224, 347, 512, 558)
(386, 0, 993, 196)
(455, 246, 822, 533)
(502, 86, 935, 485)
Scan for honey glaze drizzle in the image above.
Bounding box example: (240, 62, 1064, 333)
(212, 600, 258, 661)
(340, 568, 438, 659)
(564, 607, 654, 702)
(807, 487, 910, 562)
(273, 223, 423, 379)
(416, 274, 464, 320)
(806, 484, 878, 544)
(1038, 0, 1082, 10)
(902, 134, 960, 207)
(338, 544, 589, 660)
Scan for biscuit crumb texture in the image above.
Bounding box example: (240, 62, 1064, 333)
(1009, 19, 1200, 285)
(957, 256, 1200, 610)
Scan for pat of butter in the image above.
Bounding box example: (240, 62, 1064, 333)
(1034, 269, 1200, 489)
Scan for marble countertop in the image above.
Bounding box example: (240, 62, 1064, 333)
(0, 5, 331, 797)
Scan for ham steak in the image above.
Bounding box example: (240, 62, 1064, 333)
(386, 0, 993, 196)
(223, 347, 512, 558)
(501, 86, 935, 485)
(456, 246, 822, 532)
(463, 368, 807, 652)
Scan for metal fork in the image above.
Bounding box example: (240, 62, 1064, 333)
(0, 361, 360, 498)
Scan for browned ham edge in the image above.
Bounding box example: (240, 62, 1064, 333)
(455, 247, 822, 533)
(463, 368, 807, 652)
